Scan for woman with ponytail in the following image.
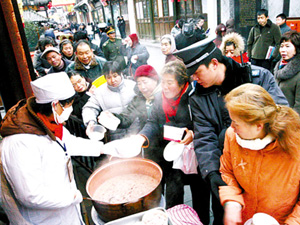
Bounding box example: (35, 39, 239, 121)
(220, 83, 300, 225)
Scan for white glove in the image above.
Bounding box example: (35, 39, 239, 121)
(102, 135, 145, 158)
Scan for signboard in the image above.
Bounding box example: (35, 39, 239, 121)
(52, 0, 76, 7)
(234, 0, 261, 40)
(287, 18, 300, 32)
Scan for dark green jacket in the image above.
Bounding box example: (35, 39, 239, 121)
(102, 38, 126, 70)
(247, 19, 281, 60)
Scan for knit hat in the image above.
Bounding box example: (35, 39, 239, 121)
(129, 33, 139, 48)
(41, 47, 60, 59)
(31, 72, 75, 104)
(134, 65, 159, 81)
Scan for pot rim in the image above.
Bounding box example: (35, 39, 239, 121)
(86, 157, 163, 205)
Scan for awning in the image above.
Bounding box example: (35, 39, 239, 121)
(23, 10, 48, 22)
(74, 0, 90, 12)
(52, 0, 76, 7)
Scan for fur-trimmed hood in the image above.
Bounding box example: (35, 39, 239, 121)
(220, 32, 245, 57)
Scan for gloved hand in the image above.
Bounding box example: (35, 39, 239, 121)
(207, 171, 227, 201)
(102, 135, 146, 158)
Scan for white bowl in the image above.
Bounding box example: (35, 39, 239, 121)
(163, 141, 185, 162)
(88, 125, 106, 141)
(252, 213, 279, 225)
(244, 218, 253, 225)
(142, 208, 168, 225)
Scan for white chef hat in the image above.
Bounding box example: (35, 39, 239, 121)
(31, 72, 75, 104)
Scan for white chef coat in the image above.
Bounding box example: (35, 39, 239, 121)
(1, 127, 102, 225)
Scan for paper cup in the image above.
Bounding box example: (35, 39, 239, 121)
(163, 125, 185, 142)
(88, 125, 106, 141)
(98, 111, 121, 131)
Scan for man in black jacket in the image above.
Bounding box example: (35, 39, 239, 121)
(174, 36, 288, 225)
(117, 16, 126, 39)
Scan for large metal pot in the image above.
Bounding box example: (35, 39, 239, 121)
(86, 158, 163, 222)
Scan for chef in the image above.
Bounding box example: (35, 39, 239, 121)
(0, 72, 104, 225)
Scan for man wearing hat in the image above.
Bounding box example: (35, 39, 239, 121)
(41, 47, 72, 74)
(173, 36, 288, 225)
(98, 23, 109, 50)
(117, 16, 126, 39)
(102, 27, 126, 70)
(0, 72, 105, 224)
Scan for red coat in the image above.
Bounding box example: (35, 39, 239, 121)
(219, 127, 300, 224)
(231, 52, 249, 64)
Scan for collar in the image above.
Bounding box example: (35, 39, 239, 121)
(236, 133, 275, 150)
(107, 76, 124, 92)
(74, 55, 98, 70)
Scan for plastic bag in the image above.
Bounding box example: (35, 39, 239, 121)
(167, 204, 203, 225)
(172, 142, 198, 174)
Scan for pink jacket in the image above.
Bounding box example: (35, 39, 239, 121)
(219, 127, 300, 224)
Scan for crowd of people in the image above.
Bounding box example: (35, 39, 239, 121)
(1, 8, 300, 225)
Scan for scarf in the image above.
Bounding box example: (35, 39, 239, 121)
(37, 112, 63, 140)
(162, 83, 189, 123)
(278, 59, 288, 69)
(235, 133, 275, 150)
(274, 54, 300, 81)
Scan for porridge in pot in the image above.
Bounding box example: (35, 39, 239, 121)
(93, 173, 158, 204)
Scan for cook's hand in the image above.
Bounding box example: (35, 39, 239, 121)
(223, 202, 242, 225)
(86, 121, 96, 137)
(180, 129, 194, 145)
(132, 55, 138, 60)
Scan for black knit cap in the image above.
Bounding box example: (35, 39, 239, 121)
(173, 35, 217, 76)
